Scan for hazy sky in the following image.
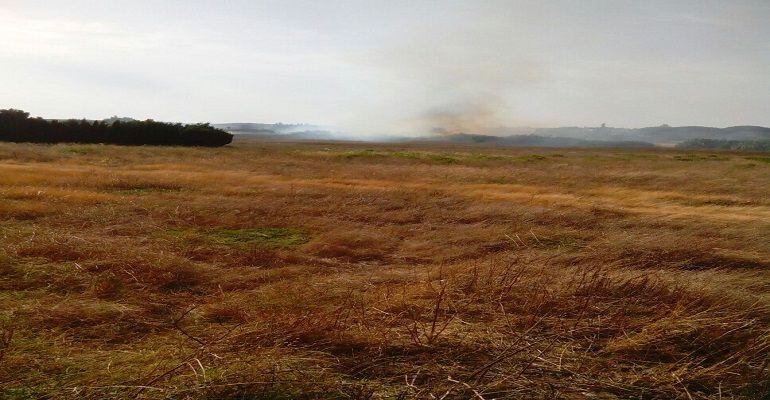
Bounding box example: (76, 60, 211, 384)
(1, 0, 768, 134)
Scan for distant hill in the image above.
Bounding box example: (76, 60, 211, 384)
(527, 125, 770, 144)
(638, 125, 770, 142)
(233, 130, 340, 141)
(214, 123, 343, 141)
(216, 122, 770, 149)
(213, 123, 326, 134)
(676, 139, 770, 152)
(431, 125, 770, 148)
(428, 133, 655, 148)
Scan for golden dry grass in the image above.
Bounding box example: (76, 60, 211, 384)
(0, 139, 769, 399)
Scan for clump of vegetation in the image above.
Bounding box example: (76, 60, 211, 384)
(341, 149, 460, 164)
(0, 109, 232, 147)
(170, 227, 309, 248)
(102, 181, 184, 195)
(209, 228, 309, 247)
(468, 153, 549, 162)
(467, 153, 507, 161)
(746, 155, 770, 163)
(673, 153, 730, 161)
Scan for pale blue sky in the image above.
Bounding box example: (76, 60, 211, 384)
(1, 0, 768, 134)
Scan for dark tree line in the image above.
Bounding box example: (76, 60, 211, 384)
(0, 109, 233, 147)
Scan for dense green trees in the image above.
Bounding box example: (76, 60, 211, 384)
(0, 109, 233, 147)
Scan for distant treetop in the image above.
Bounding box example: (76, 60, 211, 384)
(0, 109, 233, 147)
(102, 116, 139, 125)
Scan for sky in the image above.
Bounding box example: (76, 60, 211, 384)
(0, 0, 768, 135)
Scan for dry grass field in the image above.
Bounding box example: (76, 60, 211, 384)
(1, 138, 769, 399)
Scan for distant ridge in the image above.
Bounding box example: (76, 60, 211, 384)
(217, 122, 770, 149)
(426, 133, 655, 148)
(527, 125, 770, 144)
(213, 123, 326, 135)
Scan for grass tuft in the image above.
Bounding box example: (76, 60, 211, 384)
(170, 227, 310, 249)
(210, 228, 310, 247)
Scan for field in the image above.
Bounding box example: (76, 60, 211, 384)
(1, 138, 769, 399)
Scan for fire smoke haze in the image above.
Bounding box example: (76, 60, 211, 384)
(1, 1, 768, 135)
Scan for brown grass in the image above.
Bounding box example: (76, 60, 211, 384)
(0, 139, 769, 399)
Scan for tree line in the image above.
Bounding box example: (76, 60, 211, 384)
(0, 109, 233, 147)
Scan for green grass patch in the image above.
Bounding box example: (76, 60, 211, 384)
(612, 153, 660, 160)
(339, 149, 383, 159)
(733, 163, 756, 169)
(103, 181, 185, 195)
(2, 387, 40, 400)
(169, 227, 309, 248)
(469, 153, 549, 162)
(340, 149, 459, 164)
(745, 156, 770, 164)
(505, 232, 589, 251)
(532, 233, 588, 249)
(673, 154, 730, 161)
(466, 153, 552, 163)
(468, 153, 507, 161)
(202, 384, 341, 400)
(425, 153, 459, 164)
(211, 228, 309, 247)
(585, 153, 658, 161)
